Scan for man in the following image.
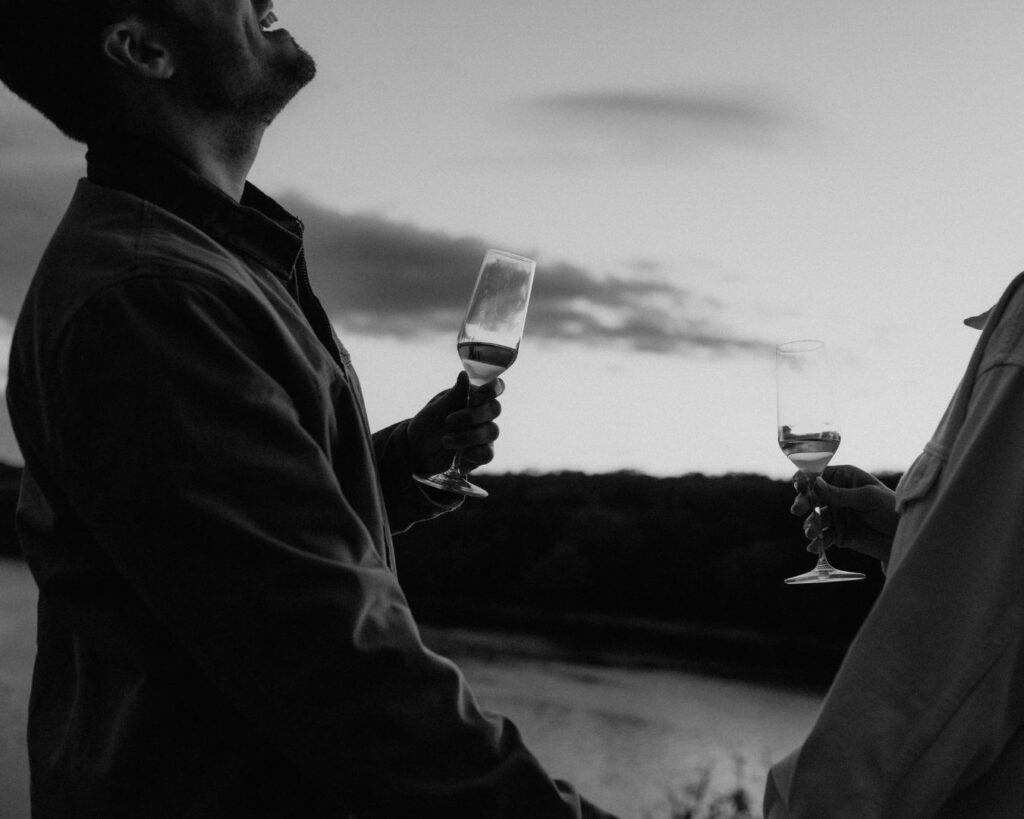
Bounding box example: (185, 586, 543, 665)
(0, 1, 616, 816)
(764, 276, 1024, 817)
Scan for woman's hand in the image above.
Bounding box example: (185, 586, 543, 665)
(793, 465, 898, 563)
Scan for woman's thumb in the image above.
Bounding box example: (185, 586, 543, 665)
(815, 477, 871, 510)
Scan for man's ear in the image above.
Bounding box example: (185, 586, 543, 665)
(101, 18, 175, 79)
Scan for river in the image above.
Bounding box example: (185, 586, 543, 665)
(0, 560, 821, 818)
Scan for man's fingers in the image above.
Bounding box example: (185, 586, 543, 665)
(442, 421, 500, 450)
(459, 442, 496, 468)
(445, 398, 502, 430)
(469, 377, 505, 405)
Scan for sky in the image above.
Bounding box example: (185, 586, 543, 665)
(2, 0, 1024, 478)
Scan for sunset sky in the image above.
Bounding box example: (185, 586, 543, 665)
(2, 0, 1024, 478)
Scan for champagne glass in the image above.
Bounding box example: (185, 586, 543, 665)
(776, 339, 865, 584)
(415, 249, 536, 498)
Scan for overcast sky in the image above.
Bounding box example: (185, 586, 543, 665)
(3, 0, 1023, 477)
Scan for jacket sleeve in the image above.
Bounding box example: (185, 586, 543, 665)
(48, 275, 614, 818)
(766, 362, 1024, 818)
(370, 419, 464, 534)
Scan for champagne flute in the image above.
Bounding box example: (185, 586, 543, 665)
(776, 339, 865, 584)
(415, 249, 536, 498)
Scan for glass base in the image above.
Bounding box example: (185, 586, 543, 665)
(414, 471, 489, 498)
(785, 554, 865, 585)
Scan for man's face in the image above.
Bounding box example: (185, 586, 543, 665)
(162, 0, 316, 127)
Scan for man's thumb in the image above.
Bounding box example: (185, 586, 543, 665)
(449, 370, 470, 405)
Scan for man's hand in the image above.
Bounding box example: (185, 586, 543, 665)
(792, 465, 898, 562)
(406, 372, 504, 478)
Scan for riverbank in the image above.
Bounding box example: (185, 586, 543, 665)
(450, 646, 817, 817)
(0, 560, 34, 819)
(420, 622, 823, 816)
(0, 559, 825, 818)
(417, 605, 840, 692)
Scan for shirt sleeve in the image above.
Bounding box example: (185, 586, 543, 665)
(47, 275, 613, 818)
(767, 361, 1024, 818)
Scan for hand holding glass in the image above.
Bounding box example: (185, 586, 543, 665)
(776, 339, 865, 584)
(414, 250, 536, 498)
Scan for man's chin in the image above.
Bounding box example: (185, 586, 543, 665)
(277, 40, 318, 93)
(292, 45, 318, 88)
(253, 46, 317, 121)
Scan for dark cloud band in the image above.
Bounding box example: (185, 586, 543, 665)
(526, 89, 790, 129)
(290, 197, 766, 354)
(0, 94, 767, 356)
(513, 86, 810, 161)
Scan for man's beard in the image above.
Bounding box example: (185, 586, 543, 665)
(184, 33, 318, 152)
(236, 37, 318, 128)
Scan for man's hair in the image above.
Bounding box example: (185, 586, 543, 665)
(0, 0, 174, 144)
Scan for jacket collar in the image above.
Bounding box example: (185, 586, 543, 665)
(85, 135, 303, 281)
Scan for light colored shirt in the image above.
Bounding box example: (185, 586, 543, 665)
(765, 271, 1024, 818)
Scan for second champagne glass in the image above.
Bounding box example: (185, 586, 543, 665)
(414, 249, 536, 498)
(776, 339, 865, 584)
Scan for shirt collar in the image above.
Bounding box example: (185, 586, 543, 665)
(85, 135, 303, 281)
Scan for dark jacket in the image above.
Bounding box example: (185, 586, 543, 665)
(7, 139, 611, 818)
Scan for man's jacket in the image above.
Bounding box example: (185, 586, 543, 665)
(7, 138, 611, 818)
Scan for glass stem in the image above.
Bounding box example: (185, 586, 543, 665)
(807, 476, 831, 555)
(808, 479, 833, 575)
(447, 448, 466, 476)
(444, 388, 475, 477)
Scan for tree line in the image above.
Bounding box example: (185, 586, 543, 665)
(395, 471, 896, 685)
(0, 466, 899, 685)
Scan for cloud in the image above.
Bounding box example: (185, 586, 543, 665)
(0, 86, 766, 357)
(288, 196, 766, 354)
(531, 89, 787, 126)
(513, 86, 810, 163)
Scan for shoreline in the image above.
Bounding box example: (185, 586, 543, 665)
(1, 557, 840, 692)
(417, 607, 841, 693)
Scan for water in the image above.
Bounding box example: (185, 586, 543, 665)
(0, 561, 821, 818)
(448, 645, 819, 817)
(0, 561, 34, 819)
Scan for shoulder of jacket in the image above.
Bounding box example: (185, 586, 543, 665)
(18, 185, 266, 360)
